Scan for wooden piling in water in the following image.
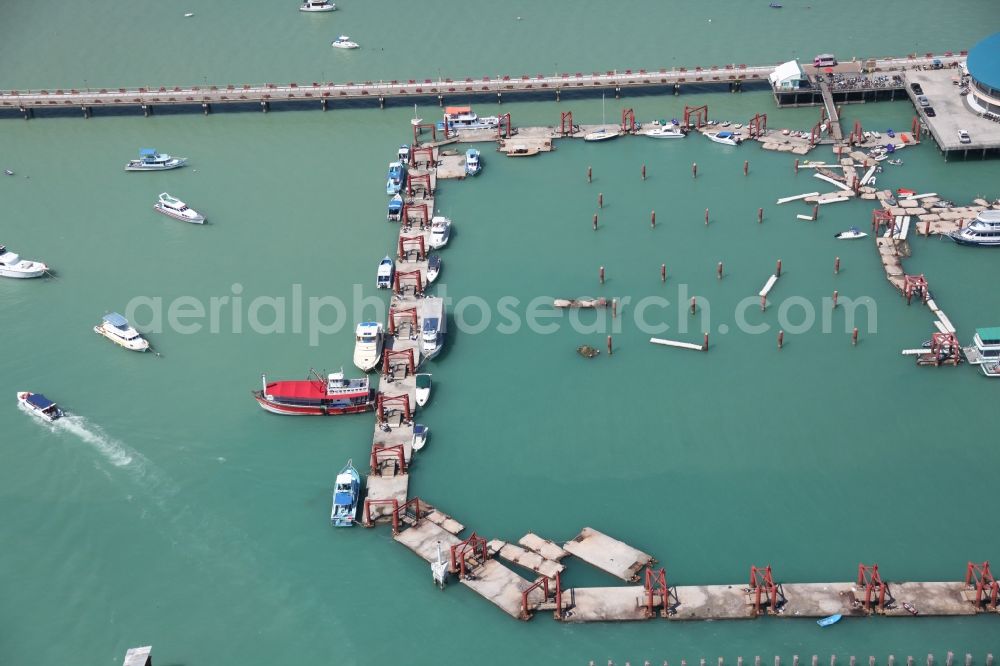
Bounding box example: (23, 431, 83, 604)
(651, 210, 656, 228)
(661, 264, 666, 282)
(692, 162, 698, 178)
(599, 192, 603, 209)
(599, 266, 605, 284)
(588, 166, 592, 183)
(642, 164, 647, 180)
(758, 207, 764, 224)
(744, 160, 749, 176)
(835, 256, 841, 274)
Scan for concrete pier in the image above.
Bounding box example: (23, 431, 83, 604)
(563, 527, 655, 582)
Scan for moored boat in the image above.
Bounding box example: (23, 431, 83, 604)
(436, 106, 500, 132)
(376, 255, 394, 289)
(981, 361, 1000, 378)
(949, 210, 1000, 247)
(0, 244, 49, 278)
(125, 149, 186, 171)
(577, 345, 600, 358)
(412, 424, 429, 451)
(253, 370, 374, 415)
(386, 161, 406, 195)
(353, 321, 384, 372)
(583, 127, 621, 142)
(154, 192, 205, 224)
(330, 459, 360, 527)
(398, 144, 411, 164)
(426, 254, 442, 283)
(419, 297, 446, 361)
(17, 391, 65, 422)
(835, 227, 868, 240)
(300, 0, 336, 11)
(705, 131, 742, 146)
(645, 125, 686, 139)
(94, 312, 150, 352)
(414, 373, 432, 406)
(387, 194, 403, 221)
(465, 148, 482, 176)
(817, 614, 841, 627)
(962, 326, 1000, 365)
(331, 35, 358, 49)
(428, 216, 451, 249)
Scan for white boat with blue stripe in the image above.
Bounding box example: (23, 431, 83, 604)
(330, 459, 360, 527)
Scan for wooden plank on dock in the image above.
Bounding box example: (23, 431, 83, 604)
(425, 509, 465, 535)
(560, 586, 648, 622)
(796, 214, 814, 221)
(563, 527, 654, 582)
(817, 195, 851, 204)
(813, 173, 853, 191)
(518, 533, 570, 562)
(776, 192, 819, 205)
(902, 348, 933, 355)
(650, 338, 704, 352)
(759, 274, 778, 298)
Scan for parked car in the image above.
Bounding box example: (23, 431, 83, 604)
(910, 83, 924, 94)
(917, 95, 930, 107)
(958, 129, 971, 144)
(925, 107, 937, 117)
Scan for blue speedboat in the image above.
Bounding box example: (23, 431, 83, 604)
(387, 194, 403, 221)
(386, 161, 406, 195)
(817, 614, 842, 627)
(330, 459, 361, 527)
(465, 148, 482, 176)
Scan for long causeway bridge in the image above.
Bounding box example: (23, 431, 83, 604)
(0, 52, 964, 119)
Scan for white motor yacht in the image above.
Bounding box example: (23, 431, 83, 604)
(0, 244, 48, 278)
(300, 0, 335, 11)
(963, 327, 1000, 365)
(376, 255, 394, 289)
(94, 312, 150, 352)
(125, 149, 187, 171)
(353, 322, 384, 372)
(645, 125, 686, 139)
(950, 209, 1000, 247)
(705, 131, 742, 146)
(428, 216, 451, 249)
(332, 35, 359, 49)
(154, 192, 205, 224)
(835, 227, 868, 240)
(17, 392, 65, 422)
(426, 255, 441, 283)
(419, 297, 446, 361)
(583, 127, 621, 142)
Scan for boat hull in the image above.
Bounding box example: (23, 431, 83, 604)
(125, 159, 186, 172)
(94, 326, 150, 352)
(949, 233, 1000, 247)
(0, 265, 47, 278)
(17, 392, 64, 422)
(253, 392, 373, 415)
(415, 389, 430, 407)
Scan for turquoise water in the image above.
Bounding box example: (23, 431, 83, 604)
(3, 2, 1000, 665)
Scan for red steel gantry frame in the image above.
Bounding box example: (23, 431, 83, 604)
(393, 269, 423, 296)
(361, 496, 423, 533)
(397, 234, 426, 261)
(871, 208, 893, 234)
(407, 172, 433, 197)
(402, 202, 430, 229)
(382, 347, 415, 378)
(388, 306, 417, 335)
(560, 111, 574, 136)
(644, 567, 670, 618)
(922, 331, 961, 366)
(903, 274, 929, 304)
(857, 563, 889, 614)
(965, 561, 999, 611)
(410, 145, 435, 169)
(620, 108, 636, 134)
(370, 444, 407, 477)
(450, 532, 489, 578)
(749, 564, 781, 617)
(851, 119, 865, 145)
(683, 104, 708, 129)
(376, 392, 411, 424)
(747, 113, 767, 139)
(411, 123, 438, 146)
(497, 112, 512, 140)
(520, 577, 553, 620)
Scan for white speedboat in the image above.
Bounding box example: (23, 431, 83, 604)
(414, 373, 432, 406)
(705, 131, 742, 146)
(962, 327, 1000, 365)
(419, 297, 445, 361)
(331, 35, 359, 49)
(353, 321, 384, 372)
(465, 148, 482, 176)
(645, 125, 686, 139)
(300, 0, 335, 11)
(94, 312, 150, 352)
(835, 227, 868, 240)
(376, 255, 394, 289)
(583, 127, 620, 142)
(426, 254, 441, 283)
(411, 423, 429, 451)
(428, 216, 451, 249)
(125, 149, 186, 171)
(398, 144, 411, 164)
(950, 210, 1000, 247)
(17, 391, 65, 422)
(0, 244, 48, 278)
(154, 192, 205, 224)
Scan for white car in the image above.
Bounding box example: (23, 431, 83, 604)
(958, 129, 971, 144)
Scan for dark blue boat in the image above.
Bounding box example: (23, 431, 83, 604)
(330, 459, 361, 527)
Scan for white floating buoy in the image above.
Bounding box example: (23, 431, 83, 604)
(184, 12, 194, 17)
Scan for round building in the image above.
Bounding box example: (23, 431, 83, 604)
(968, 32, 1000, 115)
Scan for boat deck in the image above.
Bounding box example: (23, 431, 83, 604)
(518, 533, 570, 561)
(560, 586, 649, 622)
(487, 539, 565, 578)
(563, 527, 655, 582)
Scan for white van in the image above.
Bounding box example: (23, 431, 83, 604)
(813, 54, 838, 67)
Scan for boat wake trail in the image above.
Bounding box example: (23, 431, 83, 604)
(53, 415, 135, 467)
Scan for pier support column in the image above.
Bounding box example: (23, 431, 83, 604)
(379, 96, 385, 109)
(497, 91, 502, 104)
(81, 106, 91, 119)
(437, 95, 443, 107)
(202, 103, 211, 115)
(614, 86, 621, 99)
(321, 98, 327, 111)
(141, 104, 152, 117)
(555, 88, 561, 102)
(673, 83, 680, 96)
(260, 100, 269, 113)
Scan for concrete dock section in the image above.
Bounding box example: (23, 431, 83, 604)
(563, 527, 654, 582)
(487, 540, 565, 578)
(518, 533, 570, 561)
(671, 584, 755, 620)
(462, 560, 543, 619)
(561, 586, 649, 622)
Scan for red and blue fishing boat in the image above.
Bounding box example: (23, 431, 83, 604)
(253, 369, 374, 416)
